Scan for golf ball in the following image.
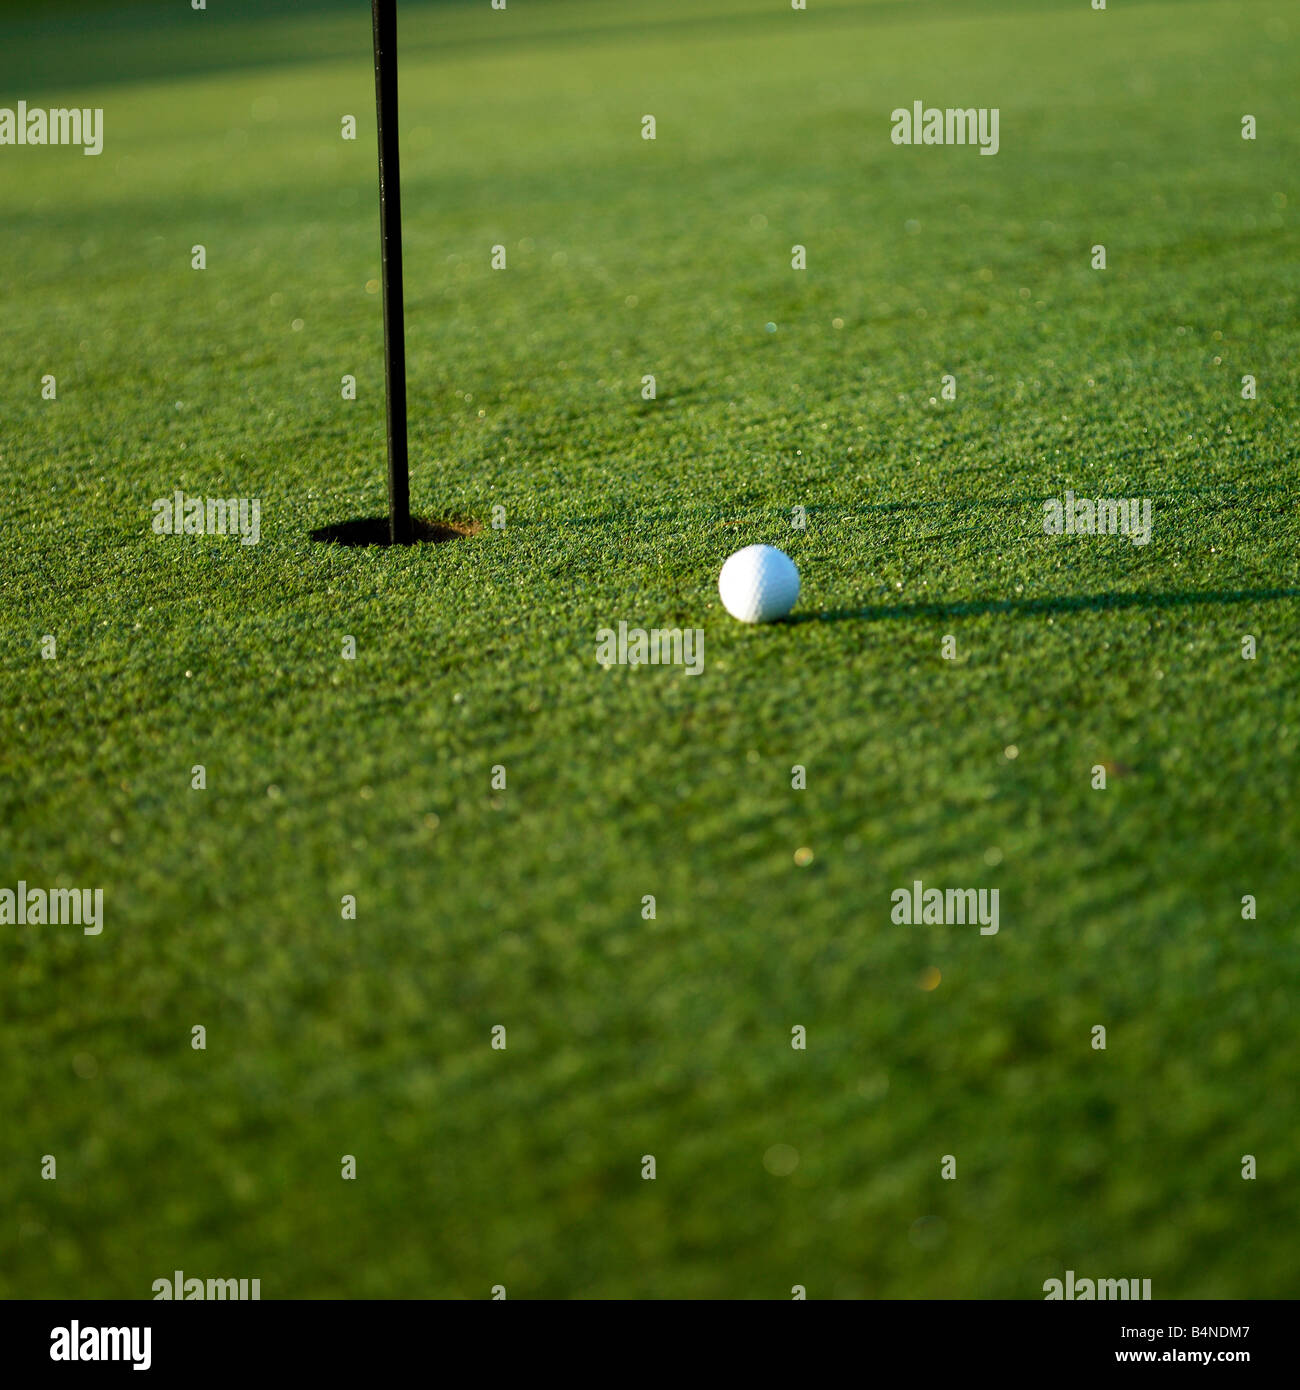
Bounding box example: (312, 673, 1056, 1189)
(718, 545, 800, 623)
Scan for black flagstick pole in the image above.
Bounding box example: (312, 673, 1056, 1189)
(372, 0, 412, 544)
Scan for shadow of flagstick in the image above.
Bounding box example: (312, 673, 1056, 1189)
(788, 587, 1300, 624)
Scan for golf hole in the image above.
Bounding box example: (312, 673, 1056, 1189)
(310, 516, 480, 547)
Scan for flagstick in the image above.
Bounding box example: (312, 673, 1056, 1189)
(371, 0, 412, 545)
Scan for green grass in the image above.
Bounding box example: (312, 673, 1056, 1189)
(1, 0, 1298, 1299)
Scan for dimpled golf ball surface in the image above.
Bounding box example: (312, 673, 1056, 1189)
(718, 545, 800, 623)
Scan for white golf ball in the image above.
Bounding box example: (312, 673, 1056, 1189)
(718, 545, 800, 623)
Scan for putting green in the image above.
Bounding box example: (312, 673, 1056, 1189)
(0, 0, 1297, 1298)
